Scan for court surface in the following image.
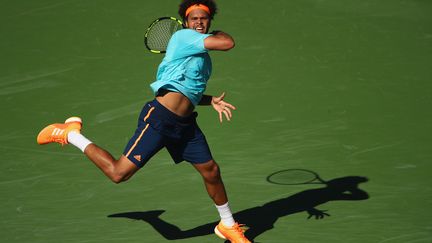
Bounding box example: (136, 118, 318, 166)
(1, 0, 431, 242)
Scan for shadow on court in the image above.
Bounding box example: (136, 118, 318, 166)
(108, 172, 369, 241)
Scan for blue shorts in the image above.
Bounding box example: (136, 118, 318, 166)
(123, 99, 213, 167)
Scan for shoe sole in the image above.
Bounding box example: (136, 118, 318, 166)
(214, 226, 227, 240)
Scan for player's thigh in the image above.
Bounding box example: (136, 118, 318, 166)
(166, 124, 213, 164)
(123, 123, 165, 167)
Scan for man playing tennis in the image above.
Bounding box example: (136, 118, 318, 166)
(37, 0, 250, 242)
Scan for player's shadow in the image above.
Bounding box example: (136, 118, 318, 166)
(108, 173, 369, 242)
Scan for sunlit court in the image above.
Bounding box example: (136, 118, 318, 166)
(1, 0, 431, 242)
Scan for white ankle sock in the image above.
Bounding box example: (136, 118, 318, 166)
(68, 131, 92, 152)
(215, 202, 235, 227)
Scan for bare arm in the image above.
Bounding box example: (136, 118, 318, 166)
(204, 31, 235, 51)
(200, 32, 236, 122)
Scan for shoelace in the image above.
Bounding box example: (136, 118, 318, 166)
(51, 127, 67, 145)
(231, 223, 249, 240)
(53, 136, 67, 145)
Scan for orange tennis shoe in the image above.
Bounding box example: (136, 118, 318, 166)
(37, 117, 82, 145)
(214, 221, 251, 243)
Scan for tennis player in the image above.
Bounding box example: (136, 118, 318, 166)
(37, 0, 250, 242)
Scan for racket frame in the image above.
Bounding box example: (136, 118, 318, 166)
(144, 16, 183, 54)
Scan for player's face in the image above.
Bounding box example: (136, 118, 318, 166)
(185, 9, 211, 34)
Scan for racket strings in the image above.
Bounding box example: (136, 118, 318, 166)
(146, 19, 182, 51)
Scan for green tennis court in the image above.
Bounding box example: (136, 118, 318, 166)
(1, 0, 431, 242)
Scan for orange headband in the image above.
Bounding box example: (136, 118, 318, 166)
(185, 4, 211, 17)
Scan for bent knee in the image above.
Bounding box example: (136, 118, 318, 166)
(111, 174, 128, 184)
(110, 169, 134, 184)
(110, 156, 139, 184)
(201, 161, 222, 182)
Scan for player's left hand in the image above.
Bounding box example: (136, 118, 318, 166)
(211, 92, 236, 123)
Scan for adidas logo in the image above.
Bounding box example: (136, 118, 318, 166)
(134, 155, 142, 162)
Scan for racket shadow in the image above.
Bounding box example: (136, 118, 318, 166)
(108, 171, 369, 242)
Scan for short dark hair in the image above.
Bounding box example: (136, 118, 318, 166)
(178, 0, 217, 21)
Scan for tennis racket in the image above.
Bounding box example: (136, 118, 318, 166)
(266, 169, 326, 185)
(144, 17, 183, 54)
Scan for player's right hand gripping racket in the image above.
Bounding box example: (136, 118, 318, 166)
(144, 17, 183, 54)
